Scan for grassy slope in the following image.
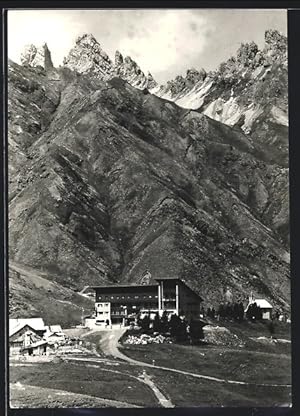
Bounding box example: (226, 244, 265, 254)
(148, 369, 291, 407)
(120, 321, 291, 385)
(121, 342, 291, 384)
(10, 384, 139, 408)
(9, 361, 159, 407)
(118, 322, 291, 406)
(9, 262, 94, 327)
(77, 324, 291, 407)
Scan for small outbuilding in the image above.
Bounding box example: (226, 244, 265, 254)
(44, 325, 66, 345)
(9, 324, 43, 355)
(22, 339, 49, 356)
(9, 318, 52, 356)
(245, 298, 273, 320)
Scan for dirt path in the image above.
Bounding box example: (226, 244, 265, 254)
(64, 356, 174, 408)
(139, 370, 174, 407)
(99, 328, 128, 359)
(73, 328, 174, 407)
(80, 328, 102, 338)
(95, 329, 291, 388)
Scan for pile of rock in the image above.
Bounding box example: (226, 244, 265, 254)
(203, 325, 245, 348)
(124, 333, 172, 345)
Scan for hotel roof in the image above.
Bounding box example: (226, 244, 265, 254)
(89, 283, 158, 290)
(90, 276, 183, 289)
(89, 277, 203, 301)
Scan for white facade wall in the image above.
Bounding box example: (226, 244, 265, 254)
(95, 302, 111, 325)
(262, 309, 272, 320)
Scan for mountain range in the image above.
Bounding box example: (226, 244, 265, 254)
(8, 29, 289, 323)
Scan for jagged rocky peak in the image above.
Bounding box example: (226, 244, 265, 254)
(161, 67, 207, 96)
(19, 32, 157, 91)
(20, 44, 38, 66)
(235, 41, 260, 68)
(74, 33, 111, 62)
(122, 55, 142, 74)
(233, 30, 287, 69)
(186, 68, 207, 84)
(20, 43, 54, 70)
(265, 29, 287, 50)
(62, 34, 157, 89)
(115, 50, 123, 66)
(76, 33, 97, 47)
(63, 33, 113, 77)
(264, 29, 287, 64)
(147, 72, 157, 89)
(43, 43, 54, 71)
(113, 50, 157, 89)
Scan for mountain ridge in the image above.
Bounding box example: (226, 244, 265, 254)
(20, 29, 288, 168)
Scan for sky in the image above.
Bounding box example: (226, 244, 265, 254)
(7, 9, 287, 84)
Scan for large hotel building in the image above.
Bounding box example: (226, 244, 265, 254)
(90, 276, 203, 326)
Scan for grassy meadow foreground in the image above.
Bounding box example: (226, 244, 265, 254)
(10, 320, 291, 408)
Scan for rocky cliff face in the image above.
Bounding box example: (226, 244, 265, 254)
(155, 30, 288, 166)
(8, 42, 290, 317)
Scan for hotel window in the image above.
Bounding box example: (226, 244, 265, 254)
(121, 296, 125, 299)
(134, 295, 139, 299)
(149, 295, 152, 298)
(116, 296, 120, 299)
(111, 296, 114, 299)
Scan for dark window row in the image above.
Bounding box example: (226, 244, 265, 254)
(97, 294, 158, 301)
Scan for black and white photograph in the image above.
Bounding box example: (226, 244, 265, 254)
(6, 8, 291, 408)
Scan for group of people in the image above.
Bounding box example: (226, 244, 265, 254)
(201, 301, 245, 322)
(137, 311, 205, 343)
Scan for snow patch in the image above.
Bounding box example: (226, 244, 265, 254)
(203, 96, 242, 126)
(149, 85, 161, 95)
(242, 105, 264, 134)
(175, 79, 213, 109)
